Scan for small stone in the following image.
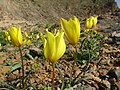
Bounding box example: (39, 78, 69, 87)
(101, 80, 111, 89)
(78, 85, 96, 90)
(114, 33, 120, 44)
(106, 37, 114, 44)
(112, 31, 117, 37)
(100, 59, 110, 65)
(76, 69, 81, 76)
(115, 33, 120, 38)
(30, 47, 42, 56)
(99, 69, 108, 76)
(115, 82, 120, 90)
(57, 87, 61, 90)
(116, 42, 120, 44)
(90, 74, 101, 82)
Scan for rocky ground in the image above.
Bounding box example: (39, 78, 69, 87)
(0, 3, 120, 90)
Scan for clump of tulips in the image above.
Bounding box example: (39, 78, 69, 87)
(78, 15, 103, 64)
(5, 15, 100, 89)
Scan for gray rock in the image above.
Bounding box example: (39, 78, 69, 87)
(25, 47, 42, 60)
(29, 47, 42, 56)
(99, 69, 108, 76)
(83, 87, 96, 90)
(115, 33, 120, 37)
(107, 67, 120, 79)
(77, 85, 96, 90)
(106, 37, 114, 44)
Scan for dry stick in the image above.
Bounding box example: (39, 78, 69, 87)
(19, 47, 25, 88)
(52, 64, 55, 90)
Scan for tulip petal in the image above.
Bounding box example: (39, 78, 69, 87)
(73, 16, 80, 44)
(24, 32, 29, 37)
(40, 33, 46, 46)
(17, 27, 22, 46)
(55, 32, 66, 62)
(85, 18, 93, 29)
(61, 18, 75, 44)
(93, 16, 98, 27)
(44, 30, 56, 63)
(9, 27, 18, 46)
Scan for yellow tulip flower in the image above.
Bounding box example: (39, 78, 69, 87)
(61, 16, 80, 46)
(7, 36, 11, 41)
(92, 16, 98, 27)
(4, 31, 11, 41)
(85, 16, 93, 29)
(24, 32, 29, 37)
(24, 32, 33, 39)
(84, 29, 90, 33)
(36, 34, 40, 39)
(40, 32, 46, 47)
(42, 30, 66, 64)
(92, 29, 97, 34)
(85, 16, 98, 29)
(24, 39, 31, 44)
(8, 26, 22, 47)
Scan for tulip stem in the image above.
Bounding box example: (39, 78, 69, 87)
(74, 45, 78, 61)
(52, 64, 55, 90)
(71, 45, 78, 86)
(55, 64, 64, 90)
(70, 68, 72, 86)
(19, 47, 25, 89)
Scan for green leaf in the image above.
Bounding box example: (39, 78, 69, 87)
(25, 51, 34, 60)
(43, 86, 51, 90)
(2, 60, 13, 66)
(8, 63, 21, 74)
(29, 86, 37, 90)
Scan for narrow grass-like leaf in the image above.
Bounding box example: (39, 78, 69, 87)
(8, 63, 21, 74)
